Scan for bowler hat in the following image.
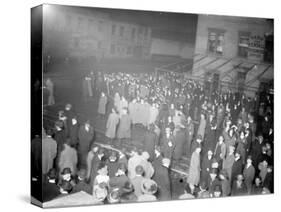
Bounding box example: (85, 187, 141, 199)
(61, 167, 71, 175)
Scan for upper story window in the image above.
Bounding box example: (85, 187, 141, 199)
(238, 31, 251, 58)
(119, 26, 124, 37)
(207, 28, 225, 56)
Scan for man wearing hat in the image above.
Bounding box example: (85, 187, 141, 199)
(143, 124, 158, 161)
(71, 169, 92, 195)
(231, 152, 243, 185)
(207, 168, 221, 195)
(219, 169, 231, 196)
(152, 148, 172, 201)
(243, 155, 255, 193)
(78, 120, 94, 169)
(196, 181, 210, 198)
(138, 179, 158, 202)
(231, 174, 247, 196)
(42, 168, 60, 202)
(200, 150, 213, 186)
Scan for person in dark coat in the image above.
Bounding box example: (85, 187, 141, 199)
(200, 150, 213, 186)
(231, 152, 243, 185)
(251, 177, 263, 195)
(152, 150, 172, 201)
(185, 116, 194, 158)
(71, 169, 92, 195)
(54, 121, 66, 168)
(78, 121, 94, 169)
(143, 124, 158, 161)
(106, 151, 120, 178)
(68, 116, 79, 148)
(250, 135, 264, 170)
(42, 169, 60, 202)
(89, 148, 106, 186)
(31, 134, 42, 180)
(160, 127, 176, 160)
(263, 166, 273, 193)
(231, 174, 247, 196)
(109, 163, 130, 189)
(173, 124, 187, 161)
(243, 156, 255, 194)
(207, 168, 221, 195)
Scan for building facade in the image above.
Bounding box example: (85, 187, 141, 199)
(192, 14, 273, 96)
(43, 5, 152, 61)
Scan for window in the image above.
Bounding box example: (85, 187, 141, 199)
(110, 44, 115, 54)
(238, 31, 251, 58)
(207, 28, 225, 56)
(112, 24, 116, 35)
(119, 26, 124, 37)
(131, 28, 136, 40)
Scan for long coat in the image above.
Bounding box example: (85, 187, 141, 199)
(105, 113, 119, 139)
(222, 153, 235, 181)
(185, 122, 194, 158)
(117, 114, 131, 139)
(197, 118, 206, 140)
(152, 156, 171, 201)
(187, 151, 200, 186)
(78, 126, 94, 167)
(200, 155, 213, 185)
(231, 159, 243, 184)
(98, 95, 107, 115)
(58, 145, 78, 175)
(42, 136, 57, 175)
(243, 164, 255, 193)
(173, 128, 187, 160)
(143, 130, 158, 161)
(160, 135, 176, 160)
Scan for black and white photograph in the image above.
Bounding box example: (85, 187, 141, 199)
(30, 2, 274, 208)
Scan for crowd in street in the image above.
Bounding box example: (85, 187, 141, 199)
(32, 70, 274, 204)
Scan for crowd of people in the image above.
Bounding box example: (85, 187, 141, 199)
(33, 69, 274, 204)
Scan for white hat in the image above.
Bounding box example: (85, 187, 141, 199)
(162, 158, 171, 168)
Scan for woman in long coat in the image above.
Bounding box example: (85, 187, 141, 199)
(197, 113, 207, 141)
(78, 122, 94, 168)
(105, 109, 119, 142)
(117, 109, 131, 142)
(98, 92, 107, 116)
(172, 126, 187, 161)
(187, 146, 201, 186)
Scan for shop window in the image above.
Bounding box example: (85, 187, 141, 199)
(207, 28, 225, 56)
(238, 31, 251, 58)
